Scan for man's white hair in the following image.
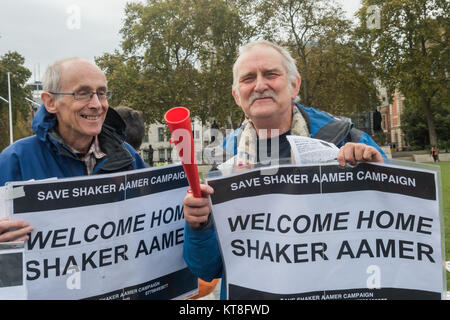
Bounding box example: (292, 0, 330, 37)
(232, 40, 301, 93)
(42, 57, 99, 100)
(42, 57, 81, 93)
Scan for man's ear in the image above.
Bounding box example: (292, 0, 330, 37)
(41, 92, 57, 114)
(290, 76, 301, 99)
(232, 88, 241, 106)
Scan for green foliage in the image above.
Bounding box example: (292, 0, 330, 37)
(154, 161, 169, 167)
(96, 0, 255, 128)
(97, 0, 389, 128)
(96, 0, 447, 143)
(254, 0, 380, 116)
(402, 97, 450, 148)
(372, 130, 387, 146)
(357, 0, 449, 146)
(0, 52, 33, 151)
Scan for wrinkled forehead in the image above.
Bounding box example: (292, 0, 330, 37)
(59, 60, 107, 91)
(235, 45, 286, 75)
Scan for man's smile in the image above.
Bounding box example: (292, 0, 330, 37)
(80, 114, 102, 120)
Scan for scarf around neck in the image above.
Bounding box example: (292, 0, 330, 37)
(235, 105, 310, 166)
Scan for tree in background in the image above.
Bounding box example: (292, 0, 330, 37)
(96, 0, 255, 128)
(188, 0, 257, 127)
(97, 0, 383, 129)
(358, 0, 449, 147)
(402, 96, 450, 150)
(0, 51, 32, 151)
(97, 0, 201, 125)
(254, 0, 380, 116)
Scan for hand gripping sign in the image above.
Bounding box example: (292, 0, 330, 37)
(164, 107, 201, 198)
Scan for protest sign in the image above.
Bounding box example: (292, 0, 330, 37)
(207, 162, 445, 300)
(3, 164, 197, 300)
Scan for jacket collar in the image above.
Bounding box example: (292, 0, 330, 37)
(235, 104, 309, 165)
(32, 105, 133, 172)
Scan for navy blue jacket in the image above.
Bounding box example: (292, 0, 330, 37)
(0, 105, 146, 186)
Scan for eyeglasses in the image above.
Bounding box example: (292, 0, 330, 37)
(49, 90, 112, 102)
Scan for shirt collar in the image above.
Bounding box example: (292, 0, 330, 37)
(68, 136, 106, 175)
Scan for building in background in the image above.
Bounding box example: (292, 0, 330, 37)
(349, 84, 409, 151)
(372, 86, 408, 152)
(27, 80, 43, 111)
(389, 90, 407, 151)
(377, 84, 390, 146)
(380, 104, 390, 143)
(140, 118, 211, 166)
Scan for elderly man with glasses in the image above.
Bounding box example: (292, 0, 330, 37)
(0, 57, 146, 242)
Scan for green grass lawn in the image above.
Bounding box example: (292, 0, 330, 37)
(427, 161, 450, 291)
(437, 161, 450, 291)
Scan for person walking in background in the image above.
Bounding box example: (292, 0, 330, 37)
(431, 146, 439, 162)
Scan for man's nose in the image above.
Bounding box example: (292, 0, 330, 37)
(88, 93, 103, 108)
(254, 75, 268, 92)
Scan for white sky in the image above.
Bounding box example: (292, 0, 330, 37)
(0, 0, 361, 83)
(336, 0, 363, 20)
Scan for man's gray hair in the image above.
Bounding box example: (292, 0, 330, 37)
(232, 40, 300, 92)
(42, 57, 87, 97)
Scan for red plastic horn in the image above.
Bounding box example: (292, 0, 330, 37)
(164, 107, 201, 198)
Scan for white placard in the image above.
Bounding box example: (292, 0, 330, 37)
(208, 162, 444, 300)
(3, 165, 197, 300)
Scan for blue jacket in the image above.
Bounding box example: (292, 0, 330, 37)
(183, 104, 387, 299)
(0, 105, 146, 186)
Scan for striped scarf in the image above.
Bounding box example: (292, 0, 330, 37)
(235, 105, 309, 166)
